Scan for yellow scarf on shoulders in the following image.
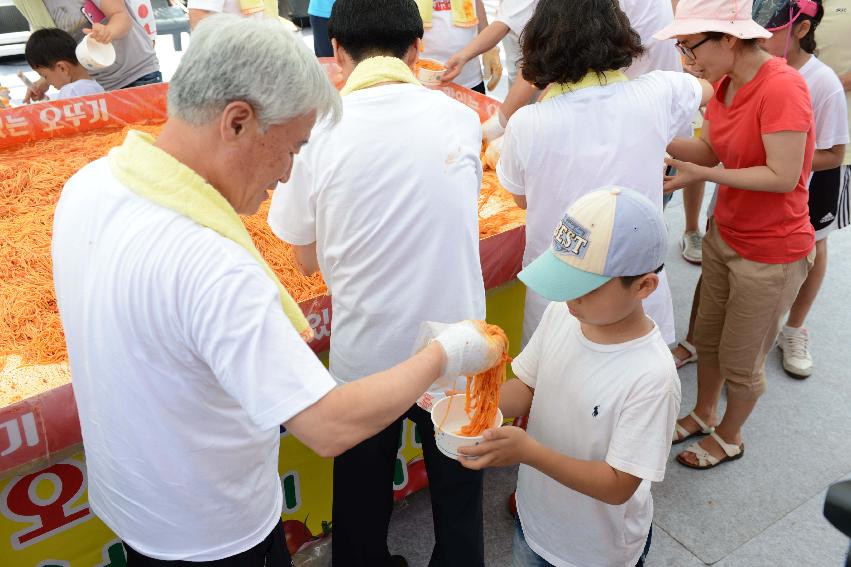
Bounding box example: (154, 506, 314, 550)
(416, 0, 478, 29)
(108, 130, 314, 342)
(340, 56, 422, 96)
(541, 70, 629, 102)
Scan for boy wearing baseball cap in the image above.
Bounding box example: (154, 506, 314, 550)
(460, 187, 681, 567)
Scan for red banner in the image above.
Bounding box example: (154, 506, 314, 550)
(0, 65, 518, 476)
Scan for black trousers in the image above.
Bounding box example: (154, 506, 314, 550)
(332, 405, 484, 567)
(124, 521, 293, 567)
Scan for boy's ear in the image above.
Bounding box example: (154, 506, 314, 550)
(54, 61, 72, 76)
(634, 273, 659, 300)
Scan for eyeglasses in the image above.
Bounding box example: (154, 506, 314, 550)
(675, 36, 714, 60)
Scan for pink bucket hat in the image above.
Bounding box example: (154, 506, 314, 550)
(653, 0, 772, 40)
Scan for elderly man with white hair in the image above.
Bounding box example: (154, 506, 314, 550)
(51, 15, 500, 567)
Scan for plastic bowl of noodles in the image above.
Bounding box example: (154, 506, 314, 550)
(431, 394, 503, 460)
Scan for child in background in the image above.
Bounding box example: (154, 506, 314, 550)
(753, 0, 849, 378)
(24, 28, 105, 100)
(460, 187, 681, 567)
(418, 0, 502, 93)
(441, 0, 536, 85)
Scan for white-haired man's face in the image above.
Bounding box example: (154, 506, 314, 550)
(216, 102, 317, 215)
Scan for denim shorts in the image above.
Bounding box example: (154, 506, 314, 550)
(511, 517, 652, 567)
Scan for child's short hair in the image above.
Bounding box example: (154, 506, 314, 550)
(25, 28, 80, 70)
(328, 0, 423, 63)
(520, 0, 644, 90)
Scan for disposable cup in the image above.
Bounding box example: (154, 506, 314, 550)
(416, 58, 446, 86)
(76, 35, 116, 71)
(431, 394, 503, 460)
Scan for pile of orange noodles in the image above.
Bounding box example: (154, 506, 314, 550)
(459, 323, 511, 437)
(0, 124, 523, 384)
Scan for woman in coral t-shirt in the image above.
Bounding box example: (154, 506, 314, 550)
(655, 0, 815, 470)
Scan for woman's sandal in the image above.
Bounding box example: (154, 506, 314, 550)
(672, 340, 698, 369)
(677, 431, 745, 470)
(672, 411, 714, 445)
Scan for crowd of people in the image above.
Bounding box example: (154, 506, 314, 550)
(27, 0, 850, 565)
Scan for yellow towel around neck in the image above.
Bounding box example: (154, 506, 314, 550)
(340, 56, 422, 96)
(541, 70, 629, 102)
(239, 0, 279, 18)
(108, 130, 314, 342)
(416, 0, 478, 28)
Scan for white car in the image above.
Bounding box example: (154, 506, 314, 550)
(0, 0, 28, 58)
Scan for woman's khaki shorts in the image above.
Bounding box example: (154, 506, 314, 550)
(694, 221, 814, 400)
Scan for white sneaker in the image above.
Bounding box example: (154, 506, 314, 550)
(778, 327, 813, 378)
(682, 231, 703, 264)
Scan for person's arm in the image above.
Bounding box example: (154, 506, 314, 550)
(189, 8, 215, 30)
(665, 130, 809, 194)
(481, 78, 540, 141)
(442, 22, 510, 83)
(24, 77, 50, 103)
(498, 378, 534, 418)
(84, 0, 133, 43)
(458, 426, 642, 505)
(293, 243, 320, 275)
(285, 323, 501, 457)
(512, 194, 527, 209)
(666, 119, 719, 167)
(476, 0, 489, 30)
(812, 144, 846, 172)
(839, 72, 851, 93)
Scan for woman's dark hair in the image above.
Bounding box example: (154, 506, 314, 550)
(520, 0, 644, 90)
(328, 0, 423, 63)
(620, 265, 664, 288)
(24, 28, 79, 70)
(796, 0, 824, 54)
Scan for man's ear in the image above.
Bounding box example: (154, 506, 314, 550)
(220, 101, 255, 142)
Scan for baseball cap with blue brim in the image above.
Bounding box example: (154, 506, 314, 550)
(518, 187, 668, 302)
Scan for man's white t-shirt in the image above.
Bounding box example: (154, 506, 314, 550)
(494, 0, 536, 83)
(512, 302, 681, 567)
(269, 83, 486, 392)
(799, 55, 850, 151)
(497, 70, 703, 344)
(58, 78, 105, 99)
(619, 0, 681, 79)
(423, 0, 483, 89)
(52, 159, 337, 561)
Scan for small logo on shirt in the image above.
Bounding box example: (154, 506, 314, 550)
(592, 405, 600, 418)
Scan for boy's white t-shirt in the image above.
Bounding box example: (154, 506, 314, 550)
(423, 1, 483, 88)
(799, 55, 850, 151)
(512, 302, 681, 567)
(494, 0, 536, 82)
(497, 70, 703, 344)
(58, 78, 105, 99)
(268, 83, 486, 391)
(52, 159, 337, 560)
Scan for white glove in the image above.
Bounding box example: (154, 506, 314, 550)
(483, 135, 504, 170)
(432, 321, 502, 378)
(482, 111, 506, 143)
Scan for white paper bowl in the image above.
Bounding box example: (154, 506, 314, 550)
(416, 59, 445, 86)
(431, 394, 503, 460)
(76, 35, 116, 71)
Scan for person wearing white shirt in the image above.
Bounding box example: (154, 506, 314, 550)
(268, 1, 487, 565)
(459, 188, 682, 567)
(24, 28, 106, 100)
(753, 0, 850, 378)
(51, 15, 500, 567)
(494, 0, 713, 346)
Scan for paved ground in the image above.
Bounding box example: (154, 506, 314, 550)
(3, 19, 849, 567)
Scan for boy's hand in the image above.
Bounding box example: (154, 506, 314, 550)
(24, 78, 49, 103)
(457, 426, 537, 469)
(84, 23, 114, 44)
